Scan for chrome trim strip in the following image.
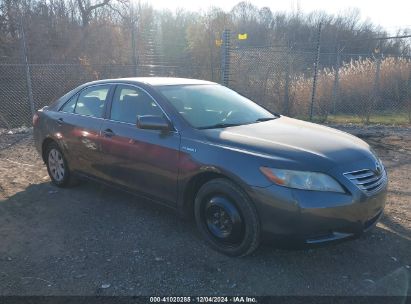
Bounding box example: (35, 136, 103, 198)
(355, 174, 381, 185)
(343, 168, 371, 175)
(345, 172, 375, 179)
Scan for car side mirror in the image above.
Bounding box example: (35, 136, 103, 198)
(137, 115, 171, 131)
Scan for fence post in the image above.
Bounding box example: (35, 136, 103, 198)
(331, 45, 341, 114)
(131, 22, 138, 76)
(408, 69, 411, 123)
(369, 43, 382, 124)
(209, 23, 215, 81)
(221, 29, 231, 87)
(283, 43, 291, 115)
(19, 14, 35, 118)
(309, 22, 322, 121)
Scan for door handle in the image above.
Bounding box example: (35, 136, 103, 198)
(103, 128, 115, 137)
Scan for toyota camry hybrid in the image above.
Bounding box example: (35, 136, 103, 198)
(33, 77, 388, 256)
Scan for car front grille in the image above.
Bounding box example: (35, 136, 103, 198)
(343, 168, 387, 195)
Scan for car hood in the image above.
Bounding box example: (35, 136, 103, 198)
(201, 116, 374, 172)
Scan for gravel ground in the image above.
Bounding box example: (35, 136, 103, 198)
(0, 125, 410, 296)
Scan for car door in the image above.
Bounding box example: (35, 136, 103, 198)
(98, 84, 180, 206)
(54, 84, 113, 178)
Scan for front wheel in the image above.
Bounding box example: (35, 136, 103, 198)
(194, 178, 260, 257)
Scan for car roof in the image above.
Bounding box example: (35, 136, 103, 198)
(51, 77, 218, 111)
(84, 77, 217, 87)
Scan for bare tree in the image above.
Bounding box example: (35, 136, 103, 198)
(77, 0, 111, 27)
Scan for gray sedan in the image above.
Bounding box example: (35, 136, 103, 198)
(33, 77, 387, 256)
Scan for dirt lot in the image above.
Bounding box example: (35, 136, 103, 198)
(0, 125, 410, 296)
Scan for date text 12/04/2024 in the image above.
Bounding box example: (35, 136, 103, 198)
(149, 296, 257, 303)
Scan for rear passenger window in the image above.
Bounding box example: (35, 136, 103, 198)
(110, 85, 163, 124)
(74, 85, 110, 118)
(60, 94, 78, 113)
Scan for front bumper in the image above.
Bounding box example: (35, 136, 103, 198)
(249, 182, 387, 244)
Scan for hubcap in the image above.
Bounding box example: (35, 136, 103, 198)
(48, 148, 65, 182)
(204, 196, 244, 244)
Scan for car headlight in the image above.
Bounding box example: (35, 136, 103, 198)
(260, 167, 345, 193)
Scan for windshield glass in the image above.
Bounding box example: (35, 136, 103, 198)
(157, 84, 276, 129)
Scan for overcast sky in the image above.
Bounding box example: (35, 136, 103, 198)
(145, 0, 411, 34)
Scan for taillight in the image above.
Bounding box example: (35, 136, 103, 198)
(33, 112, 40, 126)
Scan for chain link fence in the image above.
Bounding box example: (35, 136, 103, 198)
(229, 46, 317, 116)
(1, 34, 411, 130)
(0, 63, 185, 129)
(229, 38, 411, 125)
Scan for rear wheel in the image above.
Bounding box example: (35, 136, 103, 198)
(45, 142, 75, 187)
(194, 178, 260, 257)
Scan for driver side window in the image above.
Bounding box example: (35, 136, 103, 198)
(110, 85, 163, 124)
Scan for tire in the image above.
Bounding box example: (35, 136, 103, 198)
(45, 142, 76, 187)
(194, 178, 260, 257)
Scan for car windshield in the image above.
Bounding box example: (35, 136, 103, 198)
(157, 84, 276, 129)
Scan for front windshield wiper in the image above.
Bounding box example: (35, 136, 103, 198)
(199, 118, 277, 129)
(255, 117, 276, 122)
(198, 123, 243, 130)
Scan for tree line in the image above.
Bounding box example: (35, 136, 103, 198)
(1, 0, 410, 67)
